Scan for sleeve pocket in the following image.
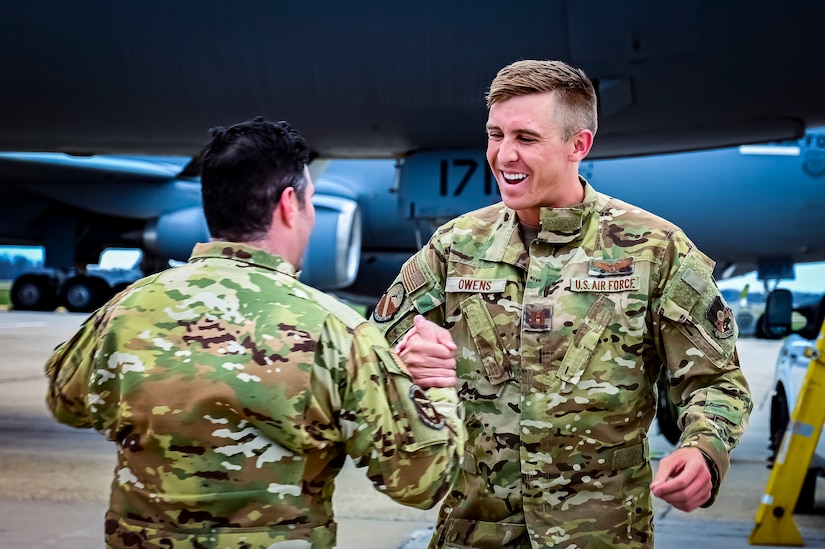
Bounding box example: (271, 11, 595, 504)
(373, 346, 450, 452)
(659, 251, 737, 369)
(704, 387, 746, 425)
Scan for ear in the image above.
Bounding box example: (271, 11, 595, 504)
(275, 187, 298, 229)
(569, 129, 594, 162)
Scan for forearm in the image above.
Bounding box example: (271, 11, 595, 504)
(676, 366, 752, 498)
(363, 385, 464, 509)
(342, 336, 464, 509)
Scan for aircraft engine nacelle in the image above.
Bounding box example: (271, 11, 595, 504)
(141, 196, 361, 290)
(300, 195, 362, 291)
(143, 206, 211, 261)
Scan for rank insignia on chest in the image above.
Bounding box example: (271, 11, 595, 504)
(706, 296, 735, 339)
(588, 257, 634, 276)
(523, 303, 552, 331)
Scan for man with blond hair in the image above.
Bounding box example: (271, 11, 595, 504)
(372, 60, 753, 548)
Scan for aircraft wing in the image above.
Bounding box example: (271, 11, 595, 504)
(0, 153, 192, 182)
(1, 2, 825, 159)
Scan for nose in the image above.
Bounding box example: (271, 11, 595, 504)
(497, 136, 518, 163)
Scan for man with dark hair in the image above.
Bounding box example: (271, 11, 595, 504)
(45, 117, 465, 549)
(372, 61, 752, 548)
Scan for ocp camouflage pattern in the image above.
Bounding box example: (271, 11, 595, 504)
(45, 241, 465, 549)
(371, 181, 752, 549)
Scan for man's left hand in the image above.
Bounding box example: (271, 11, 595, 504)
(650, 447, 712, 512)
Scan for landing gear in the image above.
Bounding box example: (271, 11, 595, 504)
(10, 274, 58, 311)
(655, 368, 682, 445)
(60, 276, 109, 313)
(769, 386, 790, 460)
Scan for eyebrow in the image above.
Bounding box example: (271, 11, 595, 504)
(485, 124, 543, 139)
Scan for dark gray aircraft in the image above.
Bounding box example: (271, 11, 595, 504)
(2, 2, 825, 160)
(4, 128, 825, 318)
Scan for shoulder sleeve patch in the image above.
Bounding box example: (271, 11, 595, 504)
(706, 296, 735, 339)
(681, 267, 707, 294)
(409, 384, 446, 430)
(372, 282, 406, 323)
(401, 259, 427, 294)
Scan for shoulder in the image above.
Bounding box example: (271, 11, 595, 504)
(431, 202, 509, 244)
(448, 202, 507, 228)
(597, 192, 681, 235)
(292, 283, 369, 330)
(595, 191, 702, 254)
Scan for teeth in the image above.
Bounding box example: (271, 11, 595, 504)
(503, 172, 527, 181)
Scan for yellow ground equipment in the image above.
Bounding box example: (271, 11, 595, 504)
(750, 320, 825, 546)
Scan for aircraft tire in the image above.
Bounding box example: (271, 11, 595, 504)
(655, 367, 682, 445)
(768, 385, 789, 462)
(10, 274, 58, 311)
(60, 276, 108, 313)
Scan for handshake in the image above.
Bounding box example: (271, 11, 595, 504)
(394, 315, 457, 389)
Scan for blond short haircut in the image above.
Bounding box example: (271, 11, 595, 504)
(486, 60, 598, 141)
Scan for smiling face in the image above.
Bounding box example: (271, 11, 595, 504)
(486, 91, 593, 226)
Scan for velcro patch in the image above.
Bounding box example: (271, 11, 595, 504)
(706, 296, 735, 339)
(588, 257, 634, 277)
(523, 303, 552, 331)
(681, 267, 707, 294)
(571, 275, 640, 292)
(611, 441, 647, 469)
(401, 260, 426, 294)
(372, 282, 405, 323)
(409, 385, 445, 429)
(445, 277, 507, 293)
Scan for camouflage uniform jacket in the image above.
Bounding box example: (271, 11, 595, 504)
(371, 181, 752, 549)
(45, 241, 465, 549)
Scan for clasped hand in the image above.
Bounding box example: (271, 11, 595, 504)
(395, 315, 457, 389)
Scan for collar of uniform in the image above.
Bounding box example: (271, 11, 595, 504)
(189, 241, 297, 278)
(479, 206, 530, 268)
(537, 178, 598, 244)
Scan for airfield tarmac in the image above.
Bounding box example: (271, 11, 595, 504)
(1, 310, 824, 549)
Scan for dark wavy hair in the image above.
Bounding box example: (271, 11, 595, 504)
(199, 116, 311, 241)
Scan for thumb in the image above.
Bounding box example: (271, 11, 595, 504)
(414, 315, 456, 350)
(651, 457, 677, 491)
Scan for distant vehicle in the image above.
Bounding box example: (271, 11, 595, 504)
(10, 249, 144, 313)
(766, 291, 825, 513)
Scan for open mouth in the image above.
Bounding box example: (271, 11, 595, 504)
(502, 172, 527, 184)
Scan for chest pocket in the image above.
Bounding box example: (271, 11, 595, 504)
(459, 295, 514, 385)
(556, 293, 616, 388)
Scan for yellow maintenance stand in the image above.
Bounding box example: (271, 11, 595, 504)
(750, 319, 825, 546)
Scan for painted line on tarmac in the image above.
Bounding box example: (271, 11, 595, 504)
(0, 322, 47, 329)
